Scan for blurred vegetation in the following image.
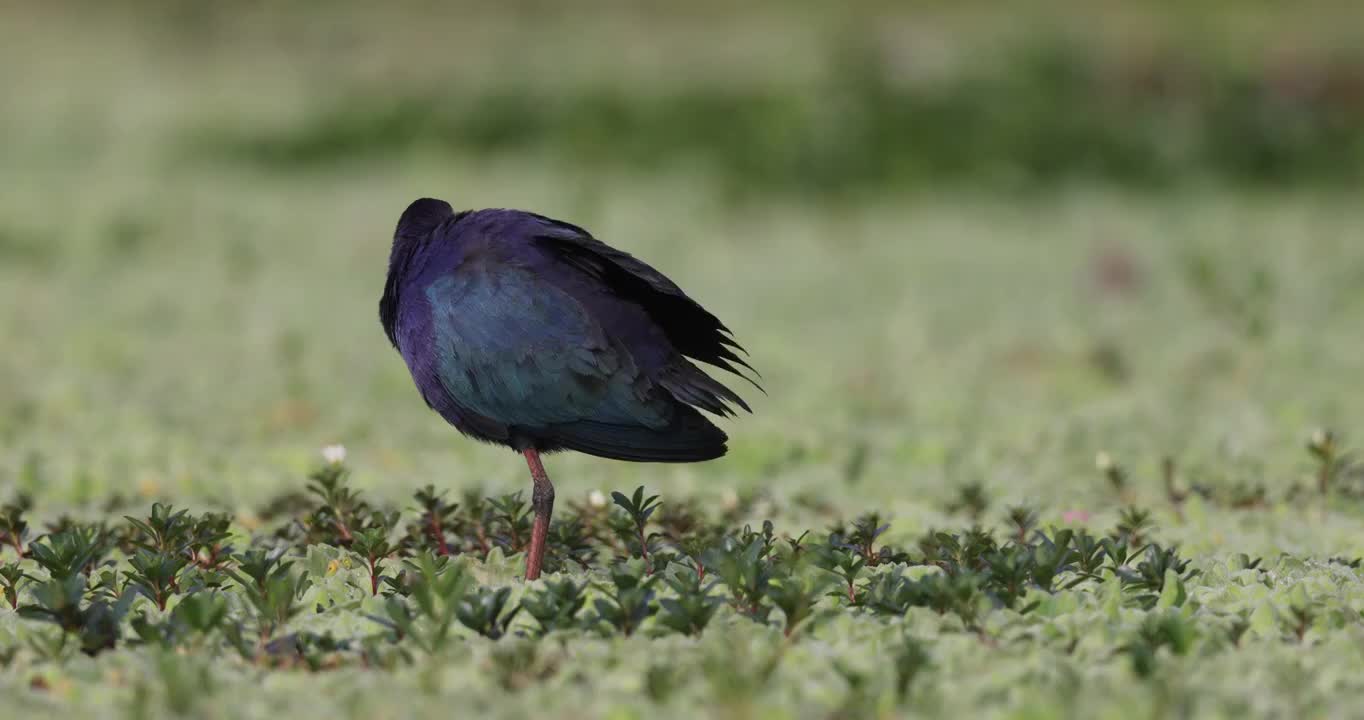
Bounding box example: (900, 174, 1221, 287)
(191, 39, 1364, 195)
(4, 2, 1364, 719)
(7, 2, 1364, 199)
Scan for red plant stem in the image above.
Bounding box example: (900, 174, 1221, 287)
(638, 526, 652, 573)
(430, 515, 449, 556)
(368, 558, 379, 596)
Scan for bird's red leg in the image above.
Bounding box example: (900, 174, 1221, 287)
(522, 448, 554, 580)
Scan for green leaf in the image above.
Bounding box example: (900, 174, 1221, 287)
(1248, 601, 1278, 638)
(1155, 569, 1186, 609)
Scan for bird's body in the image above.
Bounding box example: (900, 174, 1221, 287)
(380, 198, 755, 578)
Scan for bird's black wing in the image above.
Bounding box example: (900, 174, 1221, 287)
(531, 217, 760, 388)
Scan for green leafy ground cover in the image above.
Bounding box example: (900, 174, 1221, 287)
(3, 451, 1364, 719)
(4, 3, 1364, 718)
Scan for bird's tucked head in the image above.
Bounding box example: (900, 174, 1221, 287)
(381, 198, 456, 348)
(395, 198, 455, 242)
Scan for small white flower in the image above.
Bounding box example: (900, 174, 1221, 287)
(588, 490, 607, 508)
(1095, 451, 1114, 472)
(321, 444, 347, 465)
(720, 488, 740, 512)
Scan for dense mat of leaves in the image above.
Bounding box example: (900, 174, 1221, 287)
(3, 452, 1362, 712)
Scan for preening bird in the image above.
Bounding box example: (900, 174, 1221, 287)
(380, 198, 757, 579)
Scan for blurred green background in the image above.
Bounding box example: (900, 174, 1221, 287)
(6, 3, 1364, 719)
(2, 0, 1363, 543)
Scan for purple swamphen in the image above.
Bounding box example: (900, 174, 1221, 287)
(380, 198, 757, 579)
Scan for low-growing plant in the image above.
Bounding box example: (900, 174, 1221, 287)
(591, 560, 658, 636)
(1097, 451, 1128, 499)
(0, 495, 32, 557)
(130, 591, 229, 649)
(1070, 530, 1108, 580)
(831, 659, 878, 720)
(125, 548, 189, 611)
(766, 567, 834, 637)
(488, 638, 560, 691)
(124, 502, 195, 555)
(862, 571, 922, 616)
(980, 544, 1038, 609)
(1111, 507, 1155, 546)
(946, 482, 991, 522)
(545, 518, 596, 572)
(18, 572, 131, 656)
(369, 554, 473, 655)
(1, 561, 26, 608)
(1028, 529, 1078, 592)
(228, 552, 312, 642)
(1226, 612, 1252, 647)
(1307, 429, 1357, 496)
(456, 586, 520, 639)
(304, 460, 369, 545)
(611, 486, 662, 570)
(409, 484, 458, 556)
(891, 633, 932, 703)
(1122, 610, 1198, 677)
(705, 535, 775, 622)
(351, 526, 397, 596)
(488, 492, 532, 555)
(26, 525, 109, 580)
(520, 578, 588, 635)
(644, 662, 686, 702)
(700, 631, 786, 710)
(657, 567, 723, 636)
(1117, 543, 1199, 608)
(3, 470, 1361, 713)
(188, 512, 234, 569)
(813, 542, 866, 604)
(1004, 505, 1039, 544)
(1285, 602, 1316, 643)
(835, 513, 890, 565)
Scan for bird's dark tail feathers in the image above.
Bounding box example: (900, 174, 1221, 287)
(548, 408, 728, 463)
